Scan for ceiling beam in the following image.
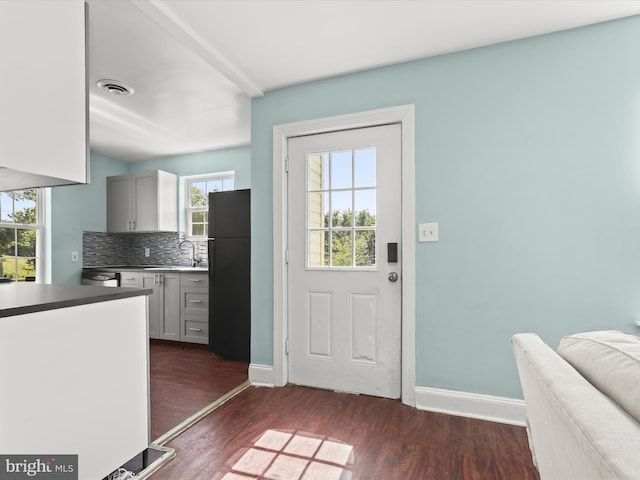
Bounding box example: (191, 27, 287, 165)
(129, 0, 263, 98)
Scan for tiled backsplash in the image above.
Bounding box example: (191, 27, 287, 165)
(83, 231, 208, 267)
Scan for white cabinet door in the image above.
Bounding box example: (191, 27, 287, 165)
(133, 173, 158, 232)
(107, 176, 133, 233)
(160, 273, 180, 341)
(143, 274, 161, 339)
(144, 272, 180, 341)
(0, 1, 87, 190)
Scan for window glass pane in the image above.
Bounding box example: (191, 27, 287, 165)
(354, 189, 376, 227)
(308, 230, 328, 267)
(0, 227, 15, 256)
(16, 258, 36, 282)
(192, 224, 205, 236)
(331, 191, 352, 227)
(331, 151, 352, 189)
(192, 211, 205, 223)
(223, 178, 235, 191)
(355, 230, 376, 267)
(354, 148, 376, 188)
(331, 231, 352, 267)
(17, 229, 35, 257)
(13, 190, 36, 225)
(0, 192, 12, 223)
(207, 180, 223, 193)
(2, 257, 16, 280)
(191, 182, 207, 207)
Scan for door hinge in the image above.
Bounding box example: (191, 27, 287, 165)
(285, 156, 289, 172)
(285, 338, 289, 355)
(284, 248, 289, 264)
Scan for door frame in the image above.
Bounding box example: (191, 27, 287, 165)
(272, 105, 416, 406)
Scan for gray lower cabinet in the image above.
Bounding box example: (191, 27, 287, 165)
(119, 269, 208, 343)
(180, 272, 209, 344)
(120, 271, 142, 288)
(143, 272, 180, 341)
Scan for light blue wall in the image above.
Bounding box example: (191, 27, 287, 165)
(251, 16, 640, 398)
(127, 147, 251, 188)
(49, 146, 251, 284)
(49, 153, 127, 284)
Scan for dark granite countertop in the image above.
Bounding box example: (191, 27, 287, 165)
(0, 283, 153, 318)
(84, 265, 208, 272)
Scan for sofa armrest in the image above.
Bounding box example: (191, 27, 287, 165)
(513, 333, 640, 480)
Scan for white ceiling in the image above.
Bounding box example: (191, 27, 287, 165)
(87, 0, 640, 162)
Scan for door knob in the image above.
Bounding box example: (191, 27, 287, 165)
(388, 272, 399, 283)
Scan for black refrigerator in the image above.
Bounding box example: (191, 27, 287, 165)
(208, 189, 250, 361)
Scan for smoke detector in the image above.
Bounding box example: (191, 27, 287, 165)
(97, 79, 134, 96)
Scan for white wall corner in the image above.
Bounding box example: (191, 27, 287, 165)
(249, 363, 276, 387)
(415, 386, 526, 426)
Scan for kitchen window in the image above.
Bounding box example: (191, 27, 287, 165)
(0, 188, 44, 282)
(186, 174, 235, 238)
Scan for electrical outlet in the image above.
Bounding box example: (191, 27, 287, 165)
(418, 223, 438, 242)
(71, 251, 78, 262)
(145, 247, 150, 257)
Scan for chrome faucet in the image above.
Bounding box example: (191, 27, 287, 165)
(178, 240, 200, 267)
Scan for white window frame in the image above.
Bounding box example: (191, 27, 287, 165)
(0, 188, 45, 282)
(185, 173, 235, 239)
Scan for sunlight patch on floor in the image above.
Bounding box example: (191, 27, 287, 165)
(216, 429, 354, 480)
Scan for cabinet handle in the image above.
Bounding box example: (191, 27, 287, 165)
(188, 299, 202, 303)
(188, 279, 201, 282)
(189, 328, 202, 332)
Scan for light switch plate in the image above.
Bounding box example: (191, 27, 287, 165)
(71, 251, 78, 262)
(418, 223, 438, 242)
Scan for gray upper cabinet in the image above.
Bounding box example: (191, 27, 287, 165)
(0, 2, 88, 191)
(107, 170, 178, 233)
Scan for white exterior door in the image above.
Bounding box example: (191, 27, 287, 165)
(287, 124, 402, 398)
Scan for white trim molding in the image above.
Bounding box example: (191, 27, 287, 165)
(415, 386, 527, 426)
(272, 105, 416, 406)
(248, 364, 276, 387)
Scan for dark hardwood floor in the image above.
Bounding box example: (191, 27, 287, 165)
(151, 384, 540, 480)
(150, 339, 248, 441)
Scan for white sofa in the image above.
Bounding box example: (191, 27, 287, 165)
(512, 331, 640, 480)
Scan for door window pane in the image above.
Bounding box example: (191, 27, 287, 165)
(354, 148, 376, 188)
(355, 230, 376, 267)
(331, 231, 352, 267)
(354, 189, 376, 227)
(306, 147, 377, 270)
(331, 191, 352, 227)
(331, 151, 352, 189)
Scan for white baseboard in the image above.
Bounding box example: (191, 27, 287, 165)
(247, 365, 526, 426)
(248, 363, 275, 387)
(415, 386, 526, 426)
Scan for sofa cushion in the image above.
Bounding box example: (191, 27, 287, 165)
(557, 330, 640, 423)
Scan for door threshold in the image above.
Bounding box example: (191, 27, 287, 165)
(153, 380, 251, 447)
